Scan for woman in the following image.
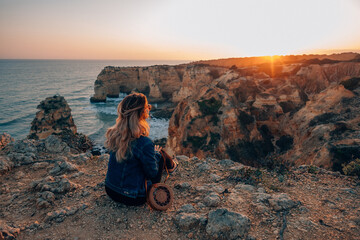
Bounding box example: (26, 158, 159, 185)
(104, 93, 177, 206)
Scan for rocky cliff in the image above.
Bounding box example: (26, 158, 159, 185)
(166, 60, 360, 171)
(90, 53, 360, 171)
(90, 64, 228, 104)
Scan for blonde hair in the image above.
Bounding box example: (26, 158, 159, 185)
(105, 93, 150, 161)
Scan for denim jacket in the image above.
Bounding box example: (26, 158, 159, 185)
(105, 136, 161, 198)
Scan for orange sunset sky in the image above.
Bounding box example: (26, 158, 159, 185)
(0, 0, 359, 60)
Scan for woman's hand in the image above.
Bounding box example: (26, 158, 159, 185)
(154, 145, 162, 152)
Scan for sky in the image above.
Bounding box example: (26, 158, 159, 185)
(0, 0, 359, 60)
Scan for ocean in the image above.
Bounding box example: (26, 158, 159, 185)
(0, 59, 187, 145)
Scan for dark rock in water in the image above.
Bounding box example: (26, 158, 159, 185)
(28, 96, 92, 153)
(29, 95, 77, 139)
(0, 133, 14, 150)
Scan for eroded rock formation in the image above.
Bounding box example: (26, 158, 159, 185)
(166, 60, 360, 170)
(29, 95, 77, 139)
(91, 53, 360, 170)
(90, 65, 227, 104)
(28, 95, 92, 153)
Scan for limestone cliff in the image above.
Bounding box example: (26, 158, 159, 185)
(166, 60, 360, 171)
(90, 53, 360, 170)
(90, 65, 227, 104)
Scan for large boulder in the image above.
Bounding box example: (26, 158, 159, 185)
(29, 95, 77, 139)
(29, 96, 92, 153)
(206, 208, 251, 240)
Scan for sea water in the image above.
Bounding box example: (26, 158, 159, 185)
(0, 59, 187, 144)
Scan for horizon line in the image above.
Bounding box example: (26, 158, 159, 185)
(1, 50, 359, 62)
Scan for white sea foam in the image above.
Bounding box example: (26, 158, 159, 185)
(148, 117, 169, 139)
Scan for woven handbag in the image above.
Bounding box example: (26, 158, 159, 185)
(145, 150, 174, 211)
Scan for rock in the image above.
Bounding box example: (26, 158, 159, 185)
(175, 182, 191, 190)
(197, 162, 211, 172)
(28, 95, 77, 139)
(14, 171, 25, 180)
(206, 208, 251, 240)
(26, 221, 41, 231)
(177, 204, 196, 213)
(70, 171, 84, 178)
(36, 198, 51, 209)
(0, 155, 13, 173)
(235, 184, 256, 192)
(27, 96, 92, 152)
(173, 213, 201, 231)
(49, 159, 78, 175)
(209, 173, 221, 182)
(175, 155, 190, 162)
(90, 65, 221, 103)
(44, 135, 70, 154)
(255, 193, 271, 203)
(219, 159, 234, 166)
(196, 184, 224, 194)
(268, 193, 297, 211)
(204, 192, 221, 207)
(31, 176, 79, 194)
(161, 56, 360, 170)
(6, 139, 37, 166)
(45, 206, 79, 223)
(0, 133, 14, 150)
(0, 220, 20, 240)
(32, 162, 50, 170)
(97, 154, 109, 162)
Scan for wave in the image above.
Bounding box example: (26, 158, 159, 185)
(0, 113, 34, 126)
(84, 105, 117, 115)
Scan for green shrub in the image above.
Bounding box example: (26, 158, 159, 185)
(342, 159, 360, 177)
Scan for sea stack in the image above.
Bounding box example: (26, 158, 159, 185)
(29, 95, 77, 139)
